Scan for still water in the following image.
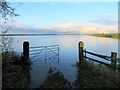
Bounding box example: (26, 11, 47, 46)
(11, 35, 119, 88)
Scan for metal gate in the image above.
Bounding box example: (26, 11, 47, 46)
(29, 45, 59, 63)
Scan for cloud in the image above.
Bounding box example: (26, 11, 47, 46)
(58, 18, 72, 22)
(49, 2, 56, 5)
(24, 15, 37, 19)
(51, 22, 118, 34)
(13, 22, 33, 29)
(55, 22, 80, 32)
(5, 22, 60, 34)
(2, 22, 118, 34)
(90, 14, 118, 25)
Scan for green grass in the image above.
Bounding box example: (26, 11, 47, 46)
(74, 61, 120, 88)
(91, 33, 120, 39)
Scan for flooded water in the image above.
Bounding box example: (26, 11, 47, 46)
(11, 35, 119, 88)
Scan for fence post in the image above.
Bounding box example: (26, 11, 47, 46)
(23, 41, 29, 59)
(84, 49, 86, 61)
(78, 41, 84, 63)
(111, 52, 117, 67)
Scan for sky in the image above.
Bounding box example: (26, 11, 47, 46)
(1, 2, 118, 34)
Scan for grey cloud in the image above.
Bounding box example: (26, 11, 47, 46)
(90, 14, 117, 25)
(7, 25, 62, 34)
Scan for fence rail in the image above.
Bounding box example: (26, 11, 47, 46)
(30, 45, 59, 48)
(78, 41, 120, 70)
(84, 50, 120, 61)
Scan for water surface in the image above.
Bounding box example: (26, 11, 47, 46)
(11, 35, 119, 88)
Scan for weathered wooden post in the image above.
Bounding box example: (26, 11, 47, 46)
(84, 49, 87, 61)
(78, 41, 84, 63)
(23, 41, 29, 59)
(111, 52, 117, 67)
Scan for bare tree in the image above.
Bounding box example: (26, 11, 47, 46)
(0, 0, 20, 52)
(0, 0, 19, 19)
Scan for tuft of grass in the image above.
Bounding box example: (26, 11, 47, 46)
(39, 67, 72, 89)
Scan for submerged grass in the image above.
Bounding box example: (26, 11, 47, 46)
(74, 61, 120, 88)
(39, 67, 72, 89)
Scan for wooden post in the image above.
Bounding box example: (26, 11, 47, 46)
(84, 49, 86, 61)
(111, 52, 117, 67)
(23, 41, 29, 59)
(78, 41, 84, 63)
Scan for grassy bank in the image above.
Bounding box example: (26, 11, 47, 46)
(74, 61, 120, 88)
(2, 51, 31, 88)
(91, 33, 120, 39)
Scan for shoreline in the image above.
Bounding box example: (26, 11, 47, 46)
(91, 33, 120, 39)
(0, 34, 82, 36)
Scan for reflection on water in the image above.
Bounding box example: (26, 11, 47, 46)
(11, 35, 119, 88)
